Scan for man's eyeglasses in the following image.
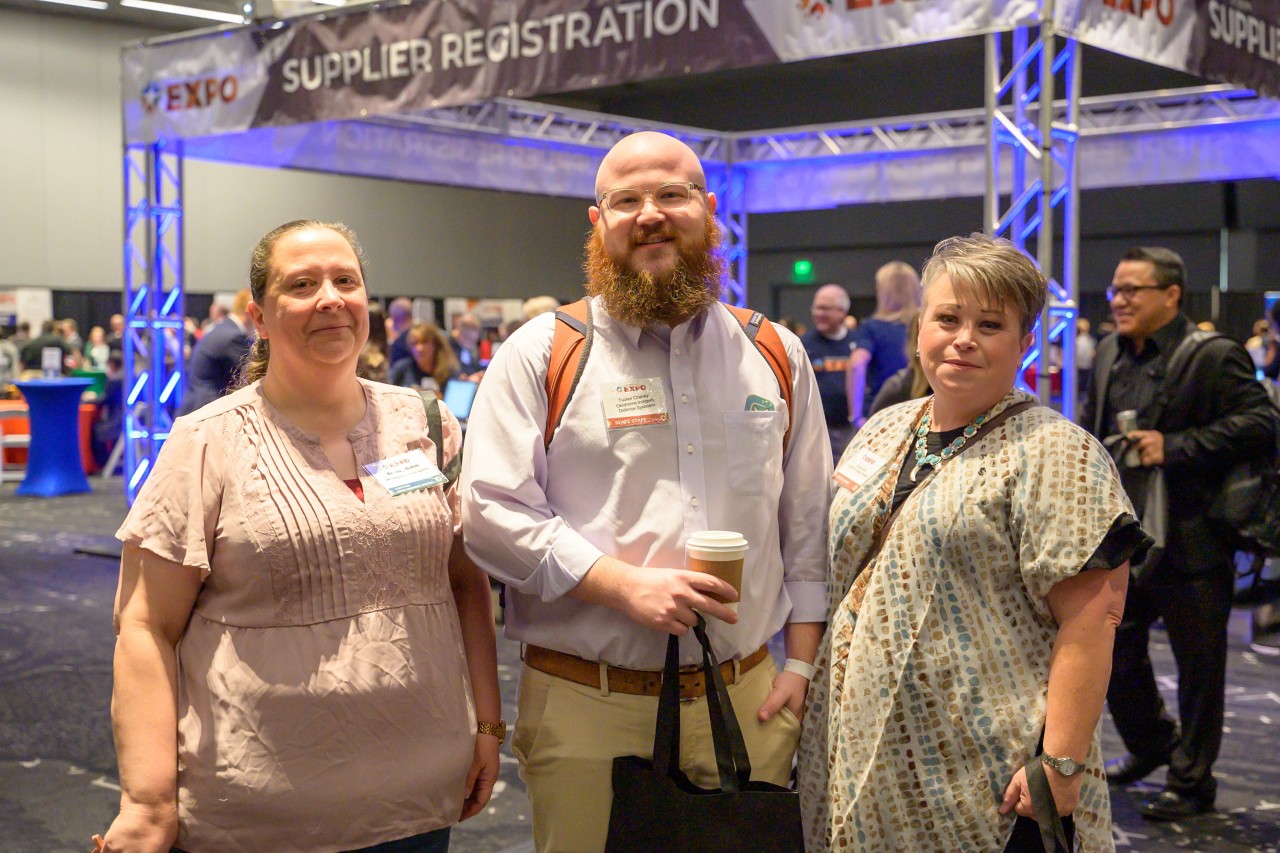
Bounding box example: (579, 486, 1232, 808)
(597, 182, 705, 215)
(1106, 283, 1170, 302)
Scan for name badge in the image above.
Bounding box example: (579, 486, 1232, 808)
(833, 447, 887, 492)
(364, 448, 447, 496)
(601, 377, 670, 430)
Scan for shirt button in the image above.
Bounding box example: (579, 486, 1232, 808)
(691, 497, 700, 507)
(681, 394, 689, 404)
(674, 348, 681, 356)
(686, 444, 695, 454)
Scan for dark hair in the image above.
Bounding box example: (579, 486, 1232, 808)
(1121, 246, 1185, 306)
(237, 220, 368, 387)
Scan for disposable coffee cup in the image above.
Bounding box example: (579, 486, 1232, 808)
(686, 531, 748, 613)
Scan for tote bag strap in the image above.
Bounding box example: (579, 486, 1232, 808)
(693, 614, 752, 793)
(653, 630, 684, 780)
(1025, 758, 1072, 853)
(651, 616, 754, 793)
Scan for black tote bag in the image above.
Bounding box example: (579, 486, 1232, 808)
(604, 615, 804, 853)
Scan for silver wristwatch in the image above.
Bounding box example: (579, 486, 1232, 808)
(1040, 753, 1084, 776)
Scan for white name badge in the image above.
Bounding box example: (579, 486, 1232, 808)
(363, 448, 447, 496)
(600, 377, 670, 429)
(833, 446, 887, 492)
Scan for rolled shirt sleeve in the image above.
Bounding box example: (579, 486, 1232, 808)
(774, 323, 834, 623)
(461, 313, 605, 601)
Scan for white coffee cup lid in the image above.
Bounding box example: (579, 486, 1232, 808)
(686, 530, 749, 553)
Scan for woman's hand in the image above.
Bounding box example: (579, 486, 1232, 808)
(98, 802, 178, 853)
(999, 764, 1081, 818)
(459, 733, 501, 822)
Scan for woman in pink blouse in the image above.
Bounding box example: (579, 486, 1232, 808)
(97, 221, 502, 853)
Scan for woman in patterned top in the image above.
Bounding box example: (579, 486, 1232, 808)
(98, 221, 502, 853)
(798, 233, 1151, 852)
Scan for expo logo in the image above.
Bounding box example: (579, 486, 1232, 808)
(1102, 0, 1175, 26)
(797, 0, 929, 17)
(141, 75, 239, 114)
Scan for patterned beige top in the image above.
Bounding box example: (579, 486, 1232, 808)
(117, 379, 475, 853)
(797, 390, 1133, 852)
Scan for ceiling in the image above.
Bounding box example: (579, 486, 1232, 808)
(0, 0, 368, 33)
(3, 0, 1206, 132)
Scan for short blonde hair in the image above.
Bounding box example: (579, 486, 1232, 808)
(920, 233, 1046, 336)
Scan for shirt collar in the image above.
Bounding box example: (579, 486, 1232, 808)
(597, 296, 711, 349)
(1120, 312, 1190, 356)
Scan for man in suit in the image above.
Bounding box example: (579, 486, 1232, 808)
(1080, 246, 1277, 820)
(180, 289, 252, 415)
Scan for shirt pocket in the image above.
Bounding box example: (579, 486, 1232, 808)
(721, 410, 786, 496)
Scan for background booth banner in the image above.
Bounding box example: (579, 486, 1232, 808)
(1060, 0, 1280, 100)
(122, 0, 1041, 144)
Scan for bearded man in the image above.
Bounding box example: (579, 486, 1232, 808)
(461, 131, 830, 853)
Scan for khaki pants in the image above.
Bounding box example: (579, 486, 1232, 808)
(511, 655, 801, 853)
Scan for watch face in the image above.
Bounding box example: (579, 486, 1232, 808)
(1045, 755, 1081, 775)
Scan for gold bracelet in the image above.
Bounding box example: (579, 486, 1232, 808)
(476, 720, 506, 745)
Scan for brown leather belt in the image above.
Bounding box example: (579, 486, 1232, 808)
(523, 643, 771, 701)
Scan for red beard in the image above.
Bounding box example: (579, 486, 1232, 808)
(582, 214, 726, 328)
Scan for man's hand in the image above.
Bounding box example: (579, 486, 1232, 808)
(1125, 429, 1165, 466)
(568, 557, 739, 634)
(619, 566, 739, 634)
(757, 670, 808, 723)
(999, 764, 1081, 819)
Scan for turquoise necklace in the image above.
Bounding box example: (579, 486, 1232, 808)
(911, 401, 987, 482)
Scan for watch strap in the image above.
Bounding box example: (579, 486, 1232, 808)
(476, 720, 506, 745)
(1040, 752, 1083, 776)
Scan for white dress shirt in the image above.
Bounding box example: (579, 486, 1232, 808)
(462, 297, 832, 668)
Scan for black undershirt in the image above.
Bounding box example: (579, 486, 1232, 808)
(889, 429, 1151, 571)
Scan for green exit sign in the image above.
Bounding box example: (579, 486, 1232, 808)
(792, 259, 814, 284)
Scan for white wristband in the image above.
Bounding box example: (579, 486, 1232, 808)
(783, 658, 818, 680)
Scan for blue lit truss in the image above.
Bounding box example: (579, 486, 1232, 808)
(122, 31, 1280, 493)
(986, 25, 1080, 419)
(123, 139, 185, 503)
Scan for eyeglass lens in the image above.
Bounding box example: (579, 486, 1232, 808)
(1107, 285, 1156, 301)
(606, 183, 692, 214)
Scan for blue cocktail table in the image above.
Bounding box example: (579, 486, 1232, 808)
(13, 378, 94, 497)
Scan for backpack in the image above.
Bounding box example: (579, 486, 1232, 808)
(544, 298, 795, 452)
(420, 391, 462, 488)
(1094, 330, 1280, 558)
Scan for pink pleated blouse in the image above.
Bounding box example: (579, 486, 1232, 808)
(117, 379, 475, 853)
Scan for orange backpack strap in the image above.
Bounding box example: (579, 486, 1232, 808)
(722, 303, 794, 453)
(545, 297, 593, 448)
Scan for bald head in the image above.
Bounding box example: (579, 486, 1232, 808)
(811, 283, 851, 335)
(594, 131, 706, 201)
(813, 284, 850, 313)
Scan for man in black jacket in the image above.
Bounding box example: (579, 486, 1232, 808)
(1081, 247, 1278, 820)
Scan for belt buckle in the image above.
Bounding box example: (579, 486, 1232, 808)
(678, 670, 702, 703)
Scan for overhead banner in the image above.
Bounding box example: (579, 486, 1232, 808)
(123, 0, 1037, 143)
(1058, 0, 1280, 99)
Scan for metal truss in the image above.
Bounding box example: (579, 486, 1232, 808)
(376, 83, 1278, 171)
(120, 58, 1280, 493)
(724, 84, 1280, 164)
(123, 139, 185, 503)
(373, 97, 726, 161)
(985, 21, 1080, 418)
(707, 164, 749, 308)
